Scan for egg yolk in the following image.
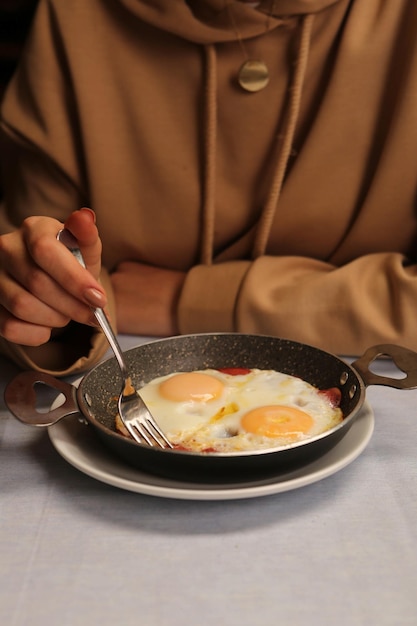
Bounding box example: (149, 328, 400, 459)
(159, 372, 224, 403)
(241, 405, 314, 439)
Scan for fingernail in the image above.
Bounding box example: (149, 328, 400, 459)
(84, 287, 106, 307)
(80, 207, 96, 223)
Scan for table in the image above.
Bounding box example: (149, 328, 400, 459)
(1, 335, 416, 626)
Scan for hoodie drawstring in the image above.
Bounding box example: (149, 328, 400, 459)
(252, 14, 314, 258)
(200, 13, 315, 265)
(201, 44, 217, 266)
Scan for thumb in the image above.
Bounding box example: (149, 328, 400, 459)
(64, 208, 102, 281)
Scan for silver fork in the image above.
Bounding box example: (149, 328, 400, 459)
(57, 229, 173, 449)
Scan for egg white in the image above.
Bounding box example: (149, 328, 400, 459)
(132, 369, 343, 453)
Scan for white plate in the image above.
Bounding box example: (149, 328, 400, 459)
(48, 401, 374, 501)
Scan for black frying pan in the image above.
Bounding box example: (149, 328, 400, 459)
(5, 333, 417, 482)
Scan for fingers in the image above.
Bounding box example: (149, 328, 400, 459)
(21, 212, 107, 308)
(0, 267, 70, 328)
(0, 209, 106, 347)
(0, 304, 63, 346)
(0, 258, 78, 346)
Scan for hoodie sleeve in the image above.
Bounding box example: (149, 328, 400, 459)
(0, 2, 114, 376)
(177, 252, 417, 357)
(0, 121, 116, 375)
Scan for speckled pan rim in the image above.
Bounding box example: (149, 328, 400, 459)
(74, 333, 366, 466)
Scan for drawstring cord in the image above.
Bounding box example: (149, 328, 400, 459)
(252, 13, 314, 258)
(200, 44, 217, 265)
(200, 13, 315, 265)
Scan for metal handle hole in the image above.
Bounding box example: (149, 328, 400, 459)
(34, 382, 66, 414)
(340, 372, 349, 385)
(368, 356, 407, 380)
(348, 384, 357, 399)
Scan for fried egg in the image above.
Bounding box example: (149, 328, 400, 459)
(116, 368, 343, 453)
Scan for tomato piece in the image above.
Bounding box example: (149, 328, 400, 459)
(319, 387, 342, 407)
(217, 367, 251, 376)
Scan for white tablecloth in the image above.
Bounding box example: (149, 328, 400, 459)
(1, 336, 416, 626)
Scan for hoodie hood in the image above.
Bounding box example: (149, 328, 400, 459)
(117, 0, 325, 262)
(117, 0, 342, 43)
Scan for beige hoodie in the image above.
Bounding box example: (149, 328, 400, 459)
(1, 0, 417, 374)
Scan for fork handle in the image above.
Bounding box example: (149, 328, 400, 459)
(57, 229, 129, 384)
(92, 307, 128, 381)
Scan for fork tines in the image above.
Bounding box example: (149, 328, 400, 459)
(125, 418, 173, 449)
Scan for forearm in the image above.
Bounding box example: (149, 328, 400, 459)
(178, 253, 417, 356)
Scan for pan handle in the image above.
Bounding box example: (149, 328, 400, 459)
(4, 370, 79, 427)
(351, 344, 417, 389)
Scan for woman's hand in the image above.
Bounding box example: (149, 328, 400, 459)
(0, 208, 106, 346)
(110, 261, 185, 337)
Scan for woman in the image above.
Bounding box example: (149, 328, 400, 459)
(1, 0, 417, 375)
